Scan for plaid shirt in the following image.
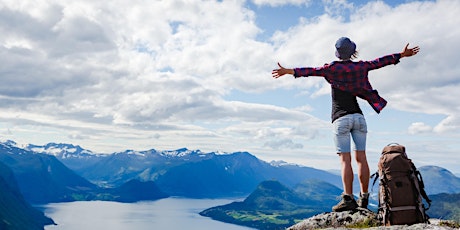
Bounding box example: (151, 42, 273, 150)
(293, 53, 401, 113)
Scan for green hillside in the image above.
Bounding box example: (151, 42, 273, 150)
(427, 193, 460, 222)
(200, 179, 339, 230)
(0, 162, 54, 230)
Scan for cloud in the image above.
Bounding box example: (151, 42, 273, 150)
(323, 0, 355, 17)
(251, 0, 311, 7)
(434, 115, 460, 133)
(263, 138, 304, 150)
(408, 122, 432, 134)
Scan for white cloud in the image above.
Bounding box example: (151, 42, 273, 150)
(408, 122, 432, 134)
(251, 0, 311, 7)
(434, 115, 460, 133)
(323, 0, 354, 17)
(263, 138, 304, 150)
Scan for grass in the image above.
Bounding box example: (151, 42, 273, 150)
(346, 218, 460, 229)
(345, 217, 381, 228)
(438, 219, 460, 229)
(227, 210, 289, 224)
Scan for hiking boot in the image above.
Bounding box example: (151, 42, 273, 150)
(357, 192, 369, 209)
(332, 194, 358, 212)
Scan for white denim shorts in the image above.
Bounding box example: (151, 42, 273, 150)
(332, 113, 367, 153)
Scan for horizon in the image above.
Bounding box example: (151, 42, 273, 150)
(3, 138, 459, 176)
(1, 0, 459, 175)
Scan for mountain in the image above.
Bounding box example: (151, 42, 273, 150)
(0, 141, 168, 204)
(26, 142, 106, 172)
(98, 179, 169, 203)
(85, 148, 216, 187)
(0, 161, 55, 229)
(200, 180, 341, 230)
(418, 166, 460, 195)
(26, 143, 343, 198)
(0, 141, 98, 203)
(293, 179, 343, 207)
(137, 151, 343, 198)
(29, 144, 214, 187)
(12, 141, 460, 200)
(427, 192, 460, 222)
(24, 142, 460, 199)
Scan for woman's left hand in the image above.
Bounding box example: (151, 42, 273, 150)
(272, 62, 294, 78)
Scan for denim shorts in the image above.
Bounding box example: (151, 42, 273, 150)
(332, 113, 367, 153)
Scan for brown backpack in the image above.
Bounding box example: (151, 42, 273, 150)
(373, 143, 431, 226)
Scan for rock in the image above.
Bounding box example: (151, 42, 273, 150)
(287, 208, 378, 230)
(287, 208, 457, 230)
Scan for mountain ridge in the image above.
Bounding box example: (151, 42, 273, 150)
(10, 141, 460, 197)
(0, 141, 168, 204)
(20, 141, 344, 197)
(200, 179, 342, 229)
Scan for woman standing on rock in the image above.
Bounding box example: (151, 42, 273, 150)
(272, 37, 419, 211)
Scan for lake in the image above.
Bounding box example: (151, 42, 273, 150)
(40, 198, 255, 230)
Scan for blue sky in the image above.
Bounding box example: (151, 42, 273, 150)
(0, 0, 459, 174)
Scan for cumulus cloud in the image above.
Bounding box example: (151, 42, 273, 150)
(434, 115, 460, 133)
(263, 138, 304, 150)
(251, 0, 311, 7)
(0, 0, 458, 173)
(408, 122, 432, 134)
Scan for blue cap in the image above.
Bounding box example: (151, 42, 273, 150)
(335, 37, 356, 60)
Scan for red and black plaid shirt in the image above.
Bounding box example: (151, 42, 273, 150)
(293, 53, 401, 113)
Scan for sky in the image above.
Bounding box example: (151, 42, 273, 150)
(0, 0, 459, 174)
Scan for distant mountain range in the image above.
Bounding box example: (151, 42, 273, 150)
(0, 140, 458, 201)
(0, 142, 97, 204)
(0, 141, 168, 204)
(25, 142, 344, 198)
(25, 142, 460, 197)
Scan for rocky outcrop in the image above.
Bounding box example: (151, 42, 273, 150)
(288, 208, 457, 230)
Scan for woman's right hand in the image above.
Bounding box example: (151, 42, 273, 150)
(400, 43, 420, 58)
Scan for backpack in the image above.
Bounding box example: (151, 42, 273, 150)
(372, 143, 431, 226)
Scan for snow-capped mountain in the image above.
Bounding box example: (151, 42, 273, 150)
(160, 147, 208, 157)
(2, 139, 459, 200)
(25, 142, 99, 159)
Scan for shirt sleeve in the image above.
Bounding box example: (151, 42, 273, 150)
(293, 65, 329, 78)
(365, 53, 401, 71)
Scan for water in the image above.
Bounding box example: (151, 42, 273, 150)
(40, 198, 255, 230)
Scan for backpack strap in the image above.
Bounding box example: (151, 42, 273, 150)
(414, 168, 432, 210)
(370, 171, 379, 192)
(372, 167, 392, 224)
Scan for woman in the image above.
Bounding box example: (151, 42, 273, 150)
(272, 37, 419, 211)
